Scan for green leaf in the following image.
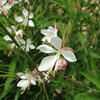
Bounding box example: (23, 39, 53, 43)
(90, 52, 100, 59)
(78, 32, 85, 45)
(82, 71, 100, 89)
(74, 93, 99, 100)
(0, 57, 17, 99)
(14, 90, 20, 100)
(67, 19, 73, 34)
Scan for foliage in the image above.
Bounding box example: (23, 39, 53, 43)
(0, 0, 100, 100)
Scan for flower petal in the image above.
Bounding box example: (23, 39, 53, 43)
(16, 29, 23, 38)
(62, 50, 77, 62)
(29, 13, 34, 19)
(17, 80, 29, 88)
(6, 27, 11, 33)
(11, 26, 16, 31)
(28, 20, 34, 27)
(3, 3, 12, 10)
(51, 36, 62, 50)
(54, 54, 60, 71)
(22, 8, 28, 17)
(26, 46, 29, 52)
(10, 43, 15, 48)
(37, 44, 56, 53)
(3, 35, 11, 41)
(15, 16, 23, 22)
(30, 77, 36, 85)
(17, 72, 29, 79)
(20, 39, 25, 44)
(0, 0, 7, 5)
(41, 36, 48, 42)
(27, 39, 31, 44)
(41, 29, 50, 35)
(29, 44, 35, 49)
(38, 55, 56, 71)
(48, 26, 53, 30)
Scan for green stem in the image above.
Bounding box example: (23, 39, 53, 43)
(42, 82, 49, 100)
(34, 88, 43, 100)
(0, 75, 15, 77)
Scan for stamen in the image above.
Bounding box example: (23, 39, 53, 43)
(61, 47, 74, 52)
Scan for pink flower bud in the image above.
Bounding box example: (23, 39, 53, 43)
(57, 58, 67, 71)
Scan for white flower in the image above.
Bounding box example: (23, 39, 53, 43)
(3, 26, 24, 48)
(0, 0, 12, 15)
(19, 0, 29, 4)
(15, 29, 23, 38)
(3, 26, 16, 44)
(15, 8, 34, 27)
(23, 39, 35, 52)
(41, 25, 57, 43)
(17, 72, 36, 93)
(37, 36, 77, 75)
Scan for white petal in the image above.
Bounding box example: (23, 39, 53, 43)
(17, 72, 23, 76)
(41, 36, 48, 42)
(41, 29, 50, 35)
(15, 16, 23, 22)
(37, 44, 56, 53)
(41, 35, 51, 43)
(11, 26, 16, 31)
(14, 1, 18, 4)
(17, 80, 29, 88)
(3, 35, 11, 41)
(10, 43, 15, 48)
(26, 46, 29, 52)
(62, 50, 77, 62)
(30, 77, 36, 85)
(29, 44, 35, 49)
(0, 0, 7, 5)
(22, 8, 28, 17)
(49, 54, 58, 71)
(22, 19, 27, 26)
(20, 39, 25, 44)
(28, 20, 34, 27)
(29, 13, 34, 19)
(27, 39, 31, 44)
(51, 36, 62, 50)
(6, 27, 11, 33)
(25, 0, 29, 3)
(48, 26, 53, 30)
(17, 72, 29, 79)
(54, 54, 60, 71)
(3, 3, 12, 10)
(16, 29, 23, 38)
(38, 55, 56, 71)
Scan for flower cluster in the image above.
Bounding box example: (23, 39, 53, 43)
(37, 36, 77, 76)
(3, 26, 35, 52)
(15, 8, 34, 27)
(15, 25, 77, 93)
(2, 0, 77, 94)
